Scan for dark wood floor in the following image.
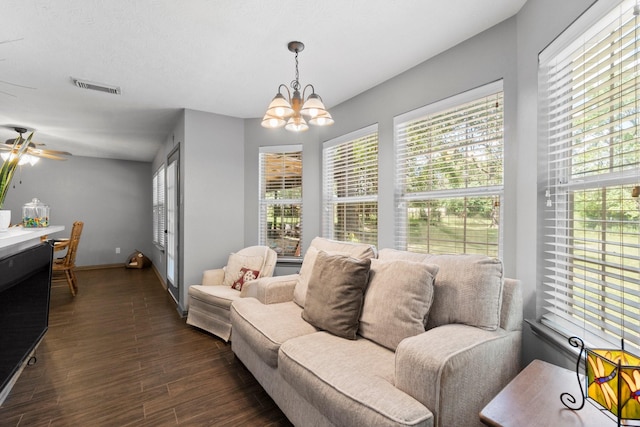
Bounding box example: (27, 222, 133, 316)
(0, 267, 292, 426)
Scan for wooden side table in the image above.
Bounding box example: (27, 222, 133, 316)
(480, 359, 612, 427)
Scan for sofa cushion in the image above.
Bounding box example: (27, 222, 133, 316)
(230, 298, 317, 368)
(294, 237, 376, 307)
(223, 253, 264, 287)
(359, 259, 439, 350)
(302, 251, 371, 340)
(378, 248, 431, 263)
(279, 332, 433, 427)
(424, 254, 504, 331)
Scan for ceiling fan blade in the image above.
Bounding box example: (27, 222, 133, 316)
(29, 152, 68, 161)
(29, 148, 72, 156)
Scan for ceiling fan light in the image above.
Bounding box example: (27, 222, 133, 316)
(285, 116, 309, 132)
(300, 93, 327, 118)
(308, 110, 334, 127)
(261, 113, 286, 129)
(266, 93, 294, 118)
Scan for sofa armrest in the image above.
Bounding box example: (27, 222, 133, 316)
(395, 324, 521, 427)
(202, 268, 225, 286)
(240, 274, 299, 304)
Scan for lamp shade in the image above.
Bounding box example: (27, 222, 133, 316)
(300, 93, 327, 118)
(266, 93, 294, 119)
(285, 115, 309, 132)
(586, 347, 640, 423)
(308, 110, 334, 127)
(261, 113, 286, 129)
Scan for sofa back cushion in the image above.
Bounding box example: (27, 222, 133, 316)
(301, 251, 371, 340)
(359, 258, 439, 350)
(294, 237, 376, 307)
(425, 254, 504, 331)
(379, 249, 504, 331)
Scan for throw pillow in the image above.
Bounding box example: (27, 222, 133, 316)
(301, 251, 371, 340)
(359, 259, 439, 351)
(231, 267, 260, 291)
(293, 237, 376, 308)
(424, 254, 504, 331)
(223, 253, 264, 287)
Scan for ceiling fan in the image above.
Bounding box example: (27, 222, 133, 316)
(0, 127, 72, 163)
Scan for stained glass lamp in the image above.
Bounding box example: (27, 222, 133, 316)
(562, 337, 640, 426)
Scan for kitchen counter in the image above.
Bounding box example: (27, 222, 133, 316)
(0, 225, 64, 258)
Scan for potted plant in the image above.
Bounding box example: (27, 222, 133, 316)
(0, 131, 34, 231)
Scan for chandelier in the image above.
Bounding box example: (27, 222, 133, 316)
(262, 41, 334, 132)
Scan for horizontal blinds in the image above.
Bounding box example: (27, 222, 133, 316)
(396, 86, 503, 194)
(152, 165, 165, 247)
(395, 82, 504, 255)
(540, 0, 640, 350)
(259, 147, 303, 257)
(322, 128, 378, 246)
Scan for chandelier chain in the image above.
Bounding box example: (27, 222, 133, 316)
(291, 50, 301, 91)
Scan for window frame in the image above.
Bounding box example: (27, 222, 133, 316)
(322, 124, 379, 246)
(538, 0, 640, 351)
(258, 145, 303, 259)
(394, 80, 505, 257)
(152, 164, 165, 249)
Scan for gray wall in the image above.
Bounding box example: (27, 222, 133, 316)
(244, 19, 518, 271)
(3, 155, 152, 266)
(151, 108, 245, 313)
(243, 0, 597, 368)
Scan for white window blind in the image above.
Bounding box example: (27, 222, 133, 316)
(540, 0, 640, 350)
(152, 165, 165, 248)
(394, 81, 504, 256)
(322, 125, 378, 246)
(259, 146, 303, 258)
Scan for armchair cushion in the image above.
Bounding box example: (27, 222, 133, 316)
(222, 253, 264, 287)
(359, 259, 439, 351)
(301, 251, 371, 340)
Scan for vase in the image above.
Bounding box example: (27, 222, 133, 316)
(0, 210, 10, 232)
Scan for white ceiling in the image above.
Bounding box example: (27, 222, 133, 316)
(1, 0, 527, 162)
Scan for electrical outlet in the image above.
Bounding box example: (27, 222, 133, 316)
(115, 247, 120, 254)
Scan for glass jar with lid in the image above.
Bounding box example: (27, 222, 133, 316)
(22, 198, 50, 228)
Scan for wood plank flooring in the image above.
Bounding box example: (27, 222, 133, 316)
(0, 267, 292, 426)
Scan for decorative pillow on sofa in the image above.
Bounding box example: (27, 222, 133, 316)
(358, 259, 439, 351)
(301, 250, 371, 340)
(294, 237, 377, 308)
(231, 267, 260, 291)
(223, 253, 264, 287)
(424, 254, 504, 331)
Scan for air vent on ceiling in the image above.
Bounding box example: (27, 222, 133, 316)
(71, 77, 121, 95)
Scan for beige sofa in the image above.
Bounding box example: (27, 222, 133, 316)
(230, 238, 523, 427)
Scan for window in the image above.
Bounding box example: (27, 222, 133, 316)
(539, 0, 640, 350)
(259, 146, 303, 257)
(394, 81, 504, 256)
(322, 125, 378, 246)
(152, 165, 165, 248)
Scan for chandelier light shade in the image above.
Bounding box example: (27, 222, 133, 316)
(262, 41, 334, 132)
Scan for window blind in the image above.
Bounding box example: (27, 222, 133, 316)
(540, 0, 640, 350)
(152, 165, 165, 248)
(259, 146, 303, 257)
(322, 125, 378, 246)
(394, 81, 504, 256)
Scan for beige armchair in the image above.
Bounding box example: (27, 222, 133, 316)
(186, 245, 278, 341)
